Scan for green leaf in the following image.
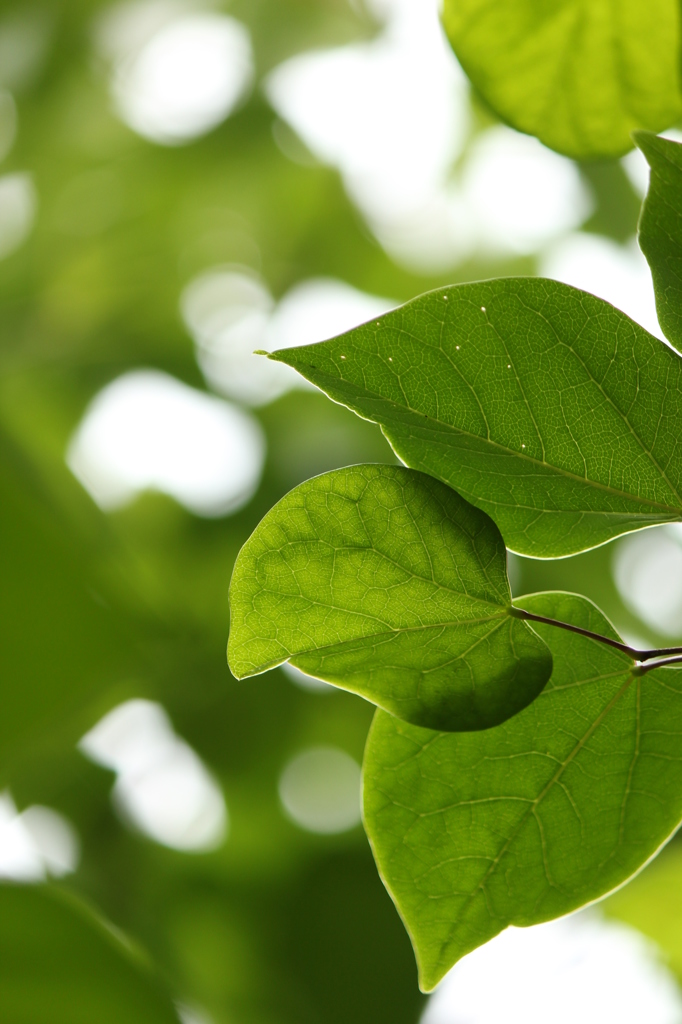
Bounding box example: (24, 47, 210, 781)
(441, 0, 682, 159)
(363, 591, 682, 991)
(228, 464, 551, 731)
(0, 884, 180, 1023)
(269, 279, 682, 557)
(635, 131, 682, 351)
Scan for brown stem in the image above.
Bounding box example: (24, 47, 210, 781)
(510, 607, 682, 662)
(635, 654, 682, 675)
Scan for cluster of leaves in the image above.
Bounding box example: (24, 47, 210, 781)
(6, 0, 682, 1018)
(228, 128, 682, 990)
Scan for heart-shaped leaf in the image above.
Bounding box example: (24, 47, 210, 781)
(441, 0, 682, 159)
(269, 279, 682, 557)
(635, 131, 682, 351)
(363, 592, 682, 991)
(228, 465, 551, 731)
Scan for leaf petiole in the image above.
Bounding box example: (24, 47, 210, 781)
(635, 654, 682, 675)
(510, 606, 682, 663)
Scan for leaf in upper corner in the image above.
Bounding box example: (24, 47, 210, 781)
(363, 591, 682, 991)
(635, 131, 682, 352)
(0, 884, 180, 1023)
(441, 0, 682, 160)
(268, 278, 682, 557)
(227, 464, 551, 732)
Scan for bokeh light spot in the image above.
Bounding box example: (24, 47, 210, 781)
(0, 792, 79, 881)
(266, 0, 467, 223)
(107, 10, 253, 145)
(266, 0, 470, 271)
(80, 699, 227, 852)
(613, 526, 682, 637)
(421, 914, 682, 1024)
(541, 234, 662, 339)
(280, 662, 335, 694)
(462, 126, 592, 254)
(278, 747, 361, 834)
(67, 369, 265, 517)
(266, 0, 591, 270)
(182, 270, 394, 406)
(0, 172, 35, 259)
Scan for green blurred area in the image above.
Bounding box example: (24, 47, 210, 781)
(1, 0, 680, 1021)
(0, 883, 180, 1024)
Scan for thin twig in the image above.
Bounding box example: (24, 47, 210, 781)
(510, 607, 682, 662)
(635, 654, 682, 675)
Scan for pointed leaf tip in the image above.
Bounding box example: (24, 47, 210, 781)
(364, 592, 682, 986)
(273, 278, 682, 556)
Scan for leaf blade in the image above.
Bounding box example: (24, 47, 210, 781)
(363, 592, 682, 990)
(270, 279, 682, 557)
(228, 464, 551, 731)
(635, 131, 682, 351)
(441, 0, 682, 159)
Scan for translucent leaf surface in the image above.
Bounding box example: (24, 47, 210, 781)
(0, 884, 180, 1023)
(441, 0, 682, 159)
(228, 465, 551, 731)
(270, 279, 682, 557)
(636, 131, 682, 351)
(363, 592, 682, 991)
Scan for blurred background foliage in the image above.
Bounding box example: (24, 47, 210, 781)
(3, 0, 682, 1021)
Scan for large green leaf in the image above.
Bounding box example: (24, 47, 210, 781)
(441, 0, 682, 159)
(636, 131, 682, 351)
(268, 279, 682, 557)
(0, 884, 180, 1023)
(363, 592, 682, 991)
(228, 465, 551, 731)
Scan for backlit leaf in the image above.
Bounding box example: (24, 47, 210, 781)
(363, 592, 682, 991)
(635, 131, 682, 351)
(441, 0, 682, 159)
(269, 279, 682, 557)
(228, 465, 551, 731)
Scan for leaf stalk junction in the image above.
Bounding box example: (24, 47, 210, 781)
(510, 607, 682, 674)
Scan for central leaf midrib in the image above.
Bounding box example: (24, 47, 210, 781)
(272, 541, 509, 607)
(297, 363, 682, 516)
(386, 396, 682, 513)
(282, 613, 510, 663)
